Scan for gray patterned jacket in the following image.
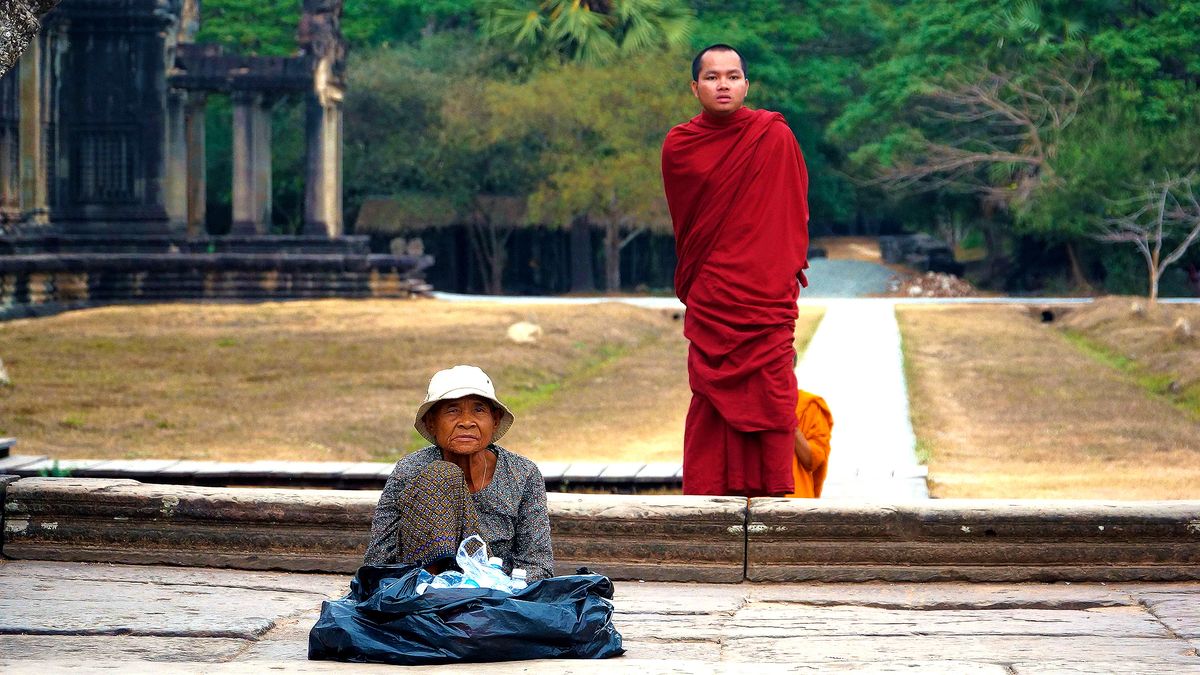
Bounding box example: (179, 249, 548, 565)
(364, 444, 555, 581)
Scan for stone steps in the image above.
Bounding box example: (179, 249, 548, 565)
(0, 455, 683, 491)
(3, 476, 1198, 583)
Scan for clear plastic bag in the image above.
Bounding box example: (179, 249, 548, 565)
(418, 535, 515, 594)
(454, 535, 514, 592)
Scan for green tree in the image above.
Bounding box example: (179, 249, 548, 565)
(690, 0, 883, 231)
(481, 0, 694, 65)
(485, 51, 694, 291)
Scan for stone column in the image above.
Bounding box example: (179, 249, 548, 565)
(184, 93, 206, 237)
(252, 98, 272, 234)
(298, 0, 346, 238)
(164, 90, 188, 232)
(18, 38, 47, 226)
(303, 82, 342, 237)
(230, 92, 270, 235)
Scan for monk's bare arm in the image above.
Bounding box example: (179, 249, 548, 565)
(794, 429, 815, 472)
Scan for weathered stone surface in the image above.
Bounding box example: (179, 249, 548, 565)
(3, 560, 1200, 672)
(726, 604, 1168, 638)
(548, 493, 746, 583)
(3, 478, 377, 573)
(1137, 597, 1200, 640)
(612, 582, 749, 615)
(0, 455, 45, 472)
(1011, 662, 1199, 675)
(747, 498, 1200, 582)
(4, 479, 746, 581)
(7, 559, 349, 597)
(746, 581, 1131, 610)
(0, 570, 329, 639)
(720, 635, 1198, 667)
(0, 636, 251, 663)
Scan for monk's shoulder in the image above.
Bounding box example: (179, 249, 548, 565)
(664, 115, 702, 145)
(754, 110, 798, 145)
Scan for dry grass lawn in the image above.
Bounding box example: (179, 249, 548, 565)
(0, 300, 825, 465)
(898, 303, 1200, 499)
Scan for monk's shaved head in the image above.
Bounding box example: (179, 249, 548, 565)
(692, 44, 747, 81)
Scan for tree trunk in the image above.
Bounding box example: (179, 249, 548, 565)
(604, 222, 621, 292)
(1149, 251, 1160, 307)
(1064, 241, 1091, 292)
(569, 216, 596, 293)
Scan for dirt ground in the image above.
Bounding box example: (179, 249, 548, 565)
(0, 300, 824, 465)
(898, 303, 1200, 499)
(811, 236, 885, 263)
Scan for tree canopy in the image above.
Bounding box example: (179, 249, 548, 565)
(194, 0, 1200, 295)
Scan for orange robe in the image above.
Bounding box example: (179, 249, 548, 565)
(786, 390, 833, 498)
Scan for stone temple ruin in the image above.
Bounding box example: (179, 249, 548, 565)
(0, 0, 430, 319)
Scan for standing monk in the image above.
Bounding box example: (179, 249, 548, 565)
(661, 44, 810, 496)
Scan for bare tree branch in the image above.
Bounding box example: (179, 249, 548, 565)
(869, 59, 1095, 211)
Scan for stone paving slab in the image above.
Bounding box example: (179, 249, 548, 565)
(3, 456, 684, 490)
(634, 462, 684, 483)
(561, 462, 610, 483)
(71, 459, 182, 478)
(598, 462, 647, 483)
(3, 560, 1199, 672)
(0, 455, 45, 472)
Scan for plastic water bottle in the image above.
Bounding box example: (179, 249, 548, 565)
(511, 568, 528, 591)
(415, 569, 434, 594)
(428, 569, 465, 590)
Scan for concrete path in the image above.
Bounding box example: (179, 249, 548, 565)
(2, 560, 1198, 673)
(795, 300, 926, 499)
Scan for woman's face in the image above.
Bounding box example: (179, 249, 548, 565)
(427, 395, 501, 457)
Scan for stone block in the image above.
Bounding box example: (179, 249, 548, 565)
(633, 462, 683, 484)
(3, 478, 747, 582)
(746, 498, 1200, 582)
(3, 478, 376, 573)
(560, 462, 608, 483)
(0, 455, 46, 473)
(597, 462, 645, 483)
(535, 461, 570, 482)
(548, 492, 746, 583)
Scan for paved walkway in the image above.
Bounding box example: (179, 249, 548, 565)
(2, 560, 1197, 672)
(795, 300, 926, 499)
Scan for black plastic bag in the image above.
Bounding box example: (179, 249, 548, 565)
(308, 563, 625, 665)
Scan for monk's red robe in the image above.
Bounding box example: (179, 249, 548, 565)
(662, 106, 810, 496)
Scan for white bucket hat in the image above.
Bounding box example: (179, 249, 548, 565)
(413, 365, 515, 445)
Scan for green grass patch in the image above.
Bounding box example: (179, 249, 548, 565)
(794, 309, 825, 355)
(898, 320, 933, 466)
(1062, 329, 1200, 421)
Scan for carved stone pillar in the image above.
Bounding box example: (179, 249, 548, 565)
(299, 0, 345, 238)
(231, 92, 270, 235)
(303, 92, 341, 237)
(184, 93, 206, 237)
(18, 37, 47, 226)
(164, 90, 188, 232)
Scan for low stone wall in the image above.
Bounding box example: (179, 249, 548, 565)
(0, 252, 432, 319)
(4, 477, 1199, 582)
(746, 498, 1200, 582)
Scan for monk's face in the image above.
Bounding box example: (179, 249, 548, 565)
(691, 49, 749, 116)
(427, 395, 501, 458)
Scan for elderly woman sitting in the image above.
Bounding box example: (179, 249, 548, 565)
(364, 365, 554, 581)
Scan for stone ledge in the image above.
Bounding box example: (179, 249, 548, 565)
(7, 480, 1199, 583)
(1, 478, 745, 582)
(746, 498, 1200, 582)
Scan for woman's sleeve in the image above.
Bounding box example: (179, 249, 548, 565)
(513, 464, 555, 581)
(363, 466, 405, 565)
